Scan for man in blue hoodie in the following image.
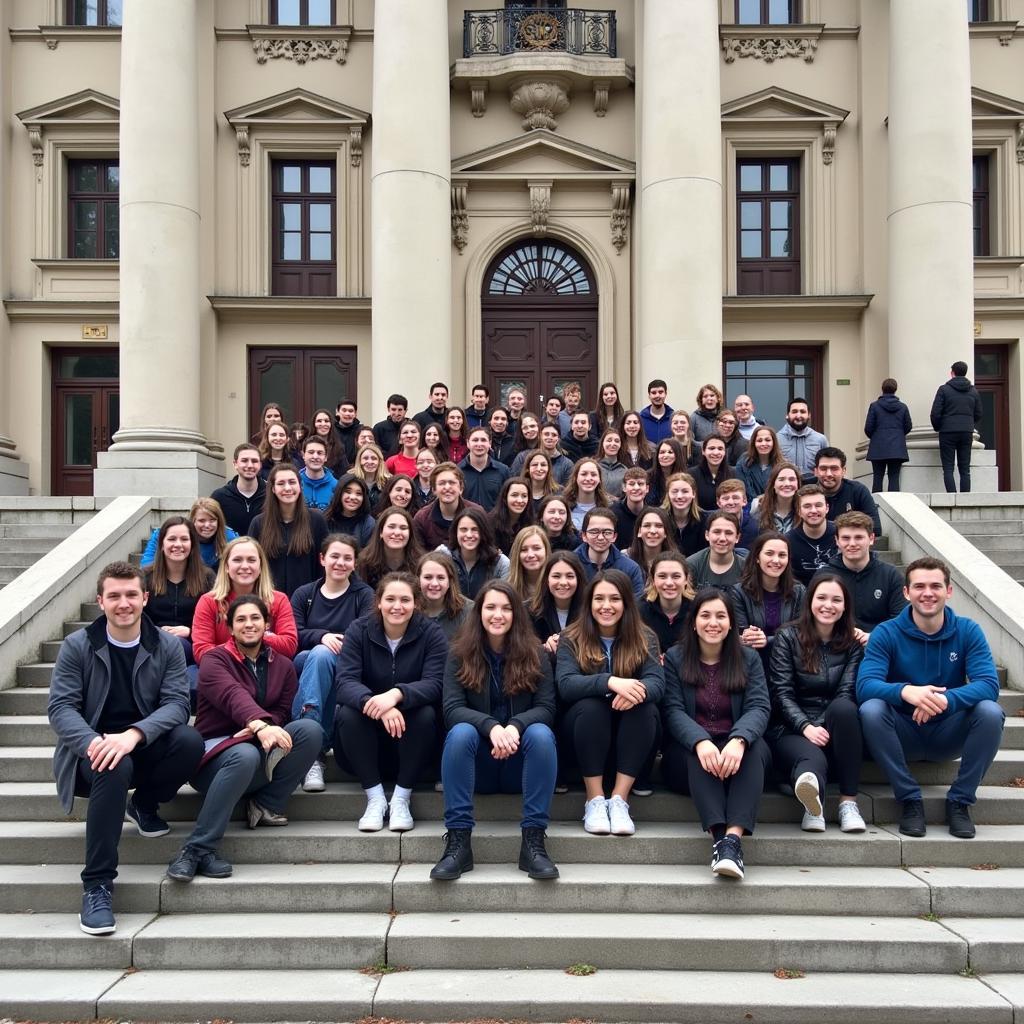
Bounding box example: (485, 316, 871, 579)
(857, 557, 1004, 840)
(299, 436, 338, 512)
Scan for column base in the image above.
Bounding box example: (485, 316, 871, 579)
(94, 449, 226, 499)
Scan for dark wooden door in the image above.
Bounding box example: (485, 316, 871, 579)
(51, 348, 119, 496)
(975, 343, 1010, 491)
(482, 239, 598, 410)
(248, 347, 357, 434)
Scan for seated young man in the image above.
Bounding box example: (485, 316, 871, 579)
(813, 446, 882, 536)
(48, 562, 204, 934)
(211, 442, 266, 536)
(611, 467, 649, 548)
(561, 411, 599, 461)
(712, 478, 757, 550)
(785, 483, 838, 585)
(299, 435, 339, 512)
(686, 510, 746, 589)
(857, 557, 1004, 839)
(573, 506, 645, 597)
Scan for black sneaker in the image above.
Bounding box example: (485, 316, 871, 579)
(711, 835, 745, 880)
(125, 795, 170, 838)
(899, 798, 927, 838)
(518, 827, 559, 880)
(429, 828, 474, 881)
(946, 800, 976, 839)
(167, 846, 234, 882)
(79, 884, 116, 935)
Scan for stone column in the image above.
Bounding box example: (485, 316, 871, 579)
(94, 0, 221, 497)
(370, 0, 452, 416)
(636, 0, 722, 406)
(887, 0, 994, 489)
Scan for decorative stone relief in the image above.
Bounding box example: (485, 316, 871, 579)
(469, 80, 488, 118)
(236, 126, 251, 167)
(528, 179, 552, 236)
(451, 184, 469, 253)
(593, 80, 610, 117)
(349, 127, 362, 168)
(823, 124, 837, 165)
(509, 79, 571, 132)
(610, 182, 630, 254)
(1018, 121, 1024, 163)
(722, 35, 817, 64)
(27, 127, 44, 168)
(252, 36, 348, 65)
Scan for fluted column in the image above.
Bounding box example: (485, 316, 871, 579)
(887, 1, 991, 488)
(95, 0, 220, 497)
(370, 0, 452, 416)
(637, 0, 722, 403)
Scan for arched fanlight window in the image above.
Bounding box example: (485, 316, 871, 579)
(485, 240, 593, 296)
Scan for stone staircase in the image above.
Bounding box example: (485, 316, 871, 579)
(0, 519, 83, 589)
(932, 500, 1024, 585)
(0, 596, 1023, 1022)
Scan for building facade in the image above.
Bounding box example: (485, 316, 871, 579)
(0, 0, 1022, 496)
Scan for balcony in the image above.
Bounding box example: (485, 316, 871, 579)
(463, 7, 616, 58)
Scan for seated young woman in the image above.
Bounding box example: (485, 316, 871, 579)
(373, 473, 420, 518)
(259, 422, 300, 480)
(191, 536, 298, 663)
(445, 406, 469, 465)
(750, 462, 801, 534)
(431, 581, 559, 882)
(308, 408, 349, 477)
(620, 410, 654, 470)
(435, 507, 510, 600)
(412, 449, 437, 507)
(692, 435, 738, 513)
(333, 572, 446, 832)
(418, 551, 473, 641)
(597, 427, 629, 498)
(490, 476, 534, 555)
(143, 516, 214, 703)
(507, 525, 551, 605)
(140, 497, 238, 571)
(647, 438, 690, 508)
(627, 506, 680, 580)
(422, 422, 450, 464)
(639, 551, 695, 656)
(352, 443, 390, 511)
(165, 594, 321, 883)
(661, 472, 707, 557)
(530, 550, 585, 657)
(736, 426, 783, 501)
(563, 458, 611, 532)
(537, 494, 578, 552)
(731, 531, 806, 671)
(555, 569, 664, 836)
(249, 464, 330, 597)
(324, 472, 376, 549)
(767, 573, 866, 833)
(290, 534, 375, 792)
(661, 588, 772, 881)
(357, 506, 425, 590)
(386, 421, 423, 478)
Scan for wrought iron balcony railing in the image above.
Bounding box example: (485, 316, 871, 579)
(463, 7, 617, 58)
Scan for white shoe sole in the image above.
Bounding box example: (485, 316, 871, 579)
(713, 859, 744, 880)
(79, 918, 116, 935)
(302, 776, 326, 793)
(801, 816, 826, 833)
(794, 773, 823, 817)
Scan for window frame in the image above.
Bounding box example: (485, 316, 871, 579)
(66, 157, 120, 260)
(735, 157, 802, 295)
(967, 0, 991, 22)
(270, 158, 338, 296)
(65, 0, 122, 26)
(973, 153, 992, 258)
(269, 0, 336, 26)
(735, 0, 801, 25)
(723, 346, 824, 433)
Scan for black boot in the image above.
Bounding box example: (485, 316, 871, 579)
(429, 828, 474, 881)
(518, 826, 559, 880)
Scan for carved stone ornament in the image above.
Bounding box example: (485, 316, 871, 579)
(593, 79, 611, 117)
(509, 78, 571, 132)
(469, 80, 488, 118)
(236, 126, 251, 167)
(27, 126, 44, 168)
(528, 180, 552, 236)
(349, 126, 362, 168)
(451, 183, 469, 253)
(1018, 121, 1024, 163)
(252, 36, 348, 65)
(722, 35, 817, 64)
(610, 182, 630, 254)
(823, 123, 837, 165)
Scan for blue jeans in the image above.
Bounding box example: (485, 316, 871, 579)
(859, 698, 1004, 804)
(291, 646, 339, 753)
(441, 721, 557, 831)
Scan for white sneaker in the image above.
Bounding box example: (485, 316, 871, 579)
(302, 760, 326, 793)
(794, 771, 823, 816)
(358, 796, 388, 832)
(607, 795, 636, 836)
(838, 800, 867, 833)
(801, 810, 826, 832)
(388, 796, 414, 832)
(583, 796, 611, 835)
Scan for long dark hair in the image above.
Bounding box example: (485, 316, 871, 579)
(561, 569, 651, 675)
(451, 580, 542, 696)
(258, 463, 315, 558)
(795, 573, 858, 672)
(679, 588, 748, 693)
(620, 410, 654, 465)
(146, 516, 209, 597)
(373, 571, 421, 627)
(491, 476, 534, 553)
(737, 530, 798, 603)
(512, 412, 542, 455)
(591, 381, 625, 427)
(756, 461, 801, 531)
(529, 550, 585, 622)
(745, 425, 783, 469)
(324, 472, 372, 529)
(416, 550, 467, 619)
(449, 506, 501, 570)
(628, 505, 679, 570)
(308, 407, 348, 472)
(648, 438, 688, 498)
(358, 507, 424, 588)
(373, 472, 421, 517)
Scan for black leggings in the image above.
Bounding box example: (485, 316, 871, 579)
(769, 696, 863, 797)
(561, 697, 659, 780)
(662, 735, 772, 835)
(870, 459, 903, 493)
(334, 703, 437, 789)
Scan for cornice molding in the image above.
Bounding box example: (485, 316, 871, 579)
(207, 295, 372, 324)
(213, 23, 356, 63)
(968, 20, 1022, 45)
(723, 294, 872, 323)
(4, 299, 119, 322)
(9, 25, 121, 48)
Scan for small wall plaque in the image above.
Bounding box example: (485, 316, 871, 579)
(82, 325, 108, 340)
(835, 378, 850, 386)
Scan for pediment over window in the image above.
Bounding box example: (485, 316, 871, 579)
(452, 130, 635, 179)
(224, 88, 370, 128)
(972, 87, 1024, 122)
(721, 86, 849, 125)
(17, 89, 120, 127)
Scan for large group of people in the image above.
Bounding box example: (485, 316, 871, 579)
(48, 376, 1004, 936)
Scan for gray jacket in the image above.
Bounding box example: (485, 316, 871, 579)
(48, 615, 191, 813)
(777, 423, 829, 475)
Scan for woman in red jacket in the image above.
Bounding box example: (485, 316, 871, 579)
(165, 594, 320, 882)
(191, 537, 298, 662)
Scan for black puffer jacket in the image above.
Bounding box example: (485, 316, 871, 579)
(929, 376, 982, 434)
(766, 623, 862, 740)
(864, 394, 912, 462)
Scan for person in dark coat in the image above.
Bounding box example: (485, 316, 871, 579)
(864, 378, 912, 493)
(929, 360, 983, 493)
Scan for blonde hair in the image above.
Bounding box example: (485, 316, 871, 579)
(190, 497, 230, 558)
(353, 442, 391, 489)
(507, 526, 551, 603)
(210, 536, 276, 617)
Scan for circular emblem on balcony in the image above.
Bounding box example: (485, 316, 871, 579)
(518, 12, 561, 50)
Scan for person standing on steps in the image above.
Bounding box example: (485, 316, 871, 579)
(863, 378, 912, 493)
(48, 562, 203, 935)
(431, 581, 559, 882)
(210, 442, 266, 536)
(930, 360, 983, 494)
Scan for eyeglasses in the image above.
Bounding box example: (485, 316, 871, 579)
(586, 528, 615, 538)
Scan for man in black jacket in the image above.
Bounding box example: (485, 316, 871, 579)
(813, 446, 882, 536)
(211, 443, 266, 535)
(332, 398, 362, 464)
(372, 393, 408, 458)
(930, 361, 982, 493)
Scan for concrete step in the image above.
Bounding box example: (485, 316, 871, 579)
(940, 918, 1024, 973)
(950, 534, 1024, 551)
(385, 910, 968, 972)
(0, 863, 162, 914)
(82, 601, 101, 618)
(949, 519, 1024, 535)
(862, 784, 1024, 826)
(63, 620, 91, 637)
(0, 687, 49, 715)
(1000, 717, 1024, 748)
(15, 663, 56, 687)
(0, 716, 53, 745)
(908, 866, 1024, 916)
(0, 568, 25, 584)
(0, 550, 62, 567)
(890, 824, 1024, 867)
(0, 913, 155, 968)
(0, 523, 78, 540)
(40, 639, 63, 661)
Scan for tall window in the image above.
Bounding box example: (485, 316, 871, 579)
(736, 0, 799, 24)
(66, 0, 122, 25)
(271, 160, 336, 296)
(737, 158, 801, 295)
(270, 0, 334, 25)
(724, 349, 822, 431)
(973, 155, 991, 257)
(68, 159, 119, 259)
(967, 0, 990, 21)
